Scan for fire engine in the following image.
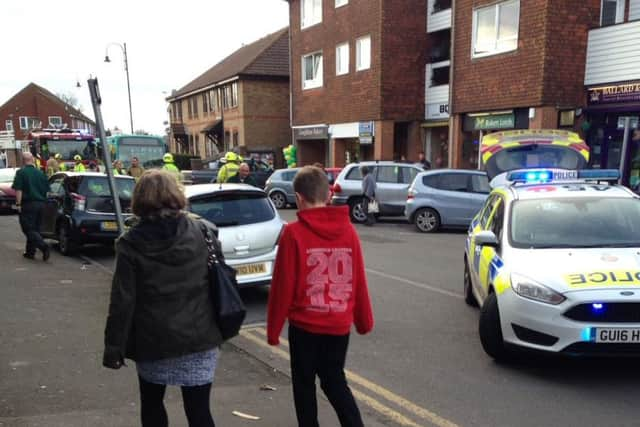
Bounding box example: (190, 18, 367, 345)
(29, 128, 98, 170)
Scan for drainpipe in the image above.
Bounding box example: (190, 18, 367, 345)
(447, 0, 456, 169)
(287, 24, 294, 169)
(620, 116, 631, 185)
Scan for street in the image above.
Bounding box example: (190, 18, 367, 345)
(2, 210, 640, 427)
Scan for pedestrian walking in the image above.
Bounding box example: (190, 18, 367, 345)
(226, 162, 257, 186)
(127, 156, 145, 181)
(267, 165, 374, 427)
(11, 152, 51, 261)
(103, 170, 222, 427)
(361, 165, 377, 226)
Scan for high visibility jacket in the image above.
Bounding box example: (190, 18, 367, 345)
(74, 163, 86, 172)
(162, 163, 182, 182)
(217, 162, 240, 183)
(35, 158, 42, 170)
(59, 162, 67, 171)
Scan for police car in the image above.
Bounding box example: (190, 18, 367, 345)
(465, 130, 640, 360)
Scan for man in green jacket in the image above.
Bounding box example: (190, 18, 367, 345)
(12, 152, 51, 261)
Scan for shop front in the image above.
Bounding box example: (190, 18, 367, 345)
(328, 121, 375, 167)
(293, 125, 329, 166)
(459, 109, 530, 169)
(423, 99, 450, 168)
(584, 81, 640, 188)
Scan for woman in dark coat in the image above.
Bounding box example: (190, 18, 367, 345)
(103, 170, 222, 427)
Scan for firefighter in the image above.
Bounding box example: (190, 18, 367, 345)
(216, 152, 241, 183)
(73, 155, 86, 172)
(56, 153, 67, 171)
(162, 153, 182, 182)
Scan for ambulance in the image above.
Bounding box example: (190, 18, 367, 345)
(465, 130, 640, 360)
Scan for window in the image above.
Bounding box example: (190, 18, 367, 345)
(303, 52, 323, 89)
(192, 97, 199, 118)
(490, 200, 504, 242)
(356, 36, 371, 71)
(346, 165, 376, 180)
(189, 193, 276, 227)
(430, 64, 450, 86)
(336, 0, 348, 7)
(435, 173, 469, 192)
(301, 0, 322, 29)
(400, 167, 420, 184)
(19, 116, 40, 130)
(376, 166, 399, 183)
(5, 120, 13, 132)
(472, 0, 520, 58)
(433, 0, 452, 13)
(19, 116, 28, 129)
(470, 174, 491, 194)
(480, 195, 499, 228)
(187, 99, 193, 119)
(202, 93, 209, 114)
(48, 116, 62, 127)
(336, 42, 349, 75)
(601, 0, 624, 26)
(222, 83, 238, 109)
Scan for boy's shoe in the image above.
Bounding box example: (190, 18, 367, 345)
(23, 252, 35, 260)
(42, 246, 50, 262)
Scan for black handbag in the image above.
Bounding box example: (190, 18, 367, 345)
(200, 223, 247, 340)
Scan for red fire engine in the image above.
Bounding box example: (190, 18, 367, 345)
(28, 128, 98, 171)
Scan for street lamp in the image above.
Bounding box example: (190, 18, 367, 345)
(104, 42, 134, 134)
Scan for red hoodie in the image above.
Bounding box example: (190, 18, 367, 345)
(267, 206, 374, 345)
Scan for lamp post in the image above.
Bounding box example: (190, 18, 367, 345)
(104, 42, 134, 134)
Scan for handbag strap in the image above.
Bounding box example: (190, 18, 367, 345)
(199, 222, 224, 267)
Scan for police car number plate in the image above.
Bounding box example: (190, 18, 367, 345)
(594, 328, 640, 343)
(235, 263, 266, 276)
(101, 221, 118, 231)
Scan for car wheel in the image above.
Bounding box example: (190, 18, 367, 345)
(270, 191, 287, 209)
(349, 198, 367, 224)
(464, 258, 478, 307)
(479, 292, 511, 362)
(57, 223, 77, 256)
(414, 208, 440, 233)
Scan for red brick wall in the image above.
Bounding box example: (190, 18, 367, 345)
(380, 0, 428, 120)
(541, 0, 600, 107)
(452, 0, 548, 113)
(0, 84, 90, 139)
(289, 0, 383, 125)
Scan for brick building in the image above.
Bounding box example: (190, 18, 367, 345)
(0, 82, 95, 140)
(286, 0, 430, 167)
(450, 0, 600, 169)
(166, 28, 291, 166)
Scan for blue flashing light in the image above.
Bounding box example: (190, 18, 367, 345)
(507, 168, 621, 184)
(592, 303, 604, 310)
(582, 327, 593, 342)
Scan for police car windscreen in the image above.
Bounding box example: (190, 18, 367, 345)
(510, 198, 640, 249)
(486, 145, 586, 179)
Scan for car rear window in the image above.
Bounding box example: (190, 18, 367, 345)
(423, 173, 469, 192)
(81, 177, 134, 212)
(190, 192, 275, 227)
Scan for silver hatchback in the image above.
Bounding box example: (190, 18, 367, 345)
(185, 184, 285, 288)
(405, 169, 490, 233)
(331, 161, 424, 223)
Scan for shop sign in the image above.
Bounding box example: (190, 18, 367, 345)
(617, 116, 639, 130)
(588, 82, 640, 105)
(473, 114, 515, 130)
(359, 121, 374, 145)
(426, 103, 450, 120)
(294, 126, 328, 140)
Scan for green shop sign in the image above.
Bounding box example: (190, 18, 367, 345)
(474, 114, 515, 130)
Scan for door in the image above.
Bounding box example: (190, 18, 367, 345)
(476, 198, 504, 300)
(374, 165, 411, 215)
(41, 176, 66, 236)
(464, 173, 491, 223)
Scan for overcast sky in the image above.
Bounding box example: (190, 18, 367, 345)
(0, 0, 289, 135)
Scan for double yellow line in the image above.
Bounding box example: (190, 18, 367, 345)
(239, 327, 459, 427)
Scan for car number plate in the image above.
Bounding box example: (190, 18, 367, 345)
(235, 263, 266, 276)
(593, 328, 640, 343)
(101, 221, 118, 231)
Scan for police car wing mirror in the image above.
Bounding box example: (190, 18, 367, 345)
(474, 230, 499, 248)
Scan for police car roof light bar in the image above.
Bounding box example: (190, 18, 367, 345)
(507, 169, 620, 184)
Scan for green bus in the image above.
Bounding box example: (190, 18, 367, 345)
(107, 134, 167, 169)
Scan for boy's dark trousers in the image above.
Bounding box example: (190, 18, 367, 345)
(288, 324, 364, 427)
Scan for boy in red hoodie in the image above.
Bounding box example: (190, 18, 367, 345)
(267, 165, 374, 427)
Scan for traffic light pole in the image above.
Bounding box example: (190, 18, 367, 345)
(87, 78, 126, 235)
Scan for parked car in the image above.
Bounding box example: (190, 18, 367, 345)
(185, 183, 285, 288)
(331, 161, 424, 223)
(264, 168, 299, 209)
(0, 168, 19, 213)
(191, 158, 274, 187)
(405, 169, 490, 233)
(40, 172, 135, 255)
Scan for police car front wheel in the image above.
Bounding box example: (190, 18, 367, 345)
(479, 292, 512, 362)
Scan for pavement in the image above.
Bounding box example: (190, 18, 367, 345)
(0, 213, 386, 427)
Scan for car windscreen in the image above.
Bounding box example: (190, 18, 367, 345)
(510, 197, 640, 249)
(189, 192, 275, 227)
(485, 145, 587, 180)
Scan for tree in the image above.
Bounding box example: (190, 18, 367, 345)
(56, 92, 83, 113)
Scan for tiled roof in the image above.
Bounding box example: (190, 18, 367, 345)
(169, 27, 289, 100)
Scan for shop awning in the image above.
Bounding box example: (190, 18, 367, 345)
(201, 120, 222, 135)
(421, 120, 449, 128)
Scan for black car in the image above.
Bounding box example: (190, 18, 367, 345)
(41, 172, 134, 255)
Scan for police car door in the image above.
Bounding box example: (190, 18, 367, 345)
(477, 198, 505, 301)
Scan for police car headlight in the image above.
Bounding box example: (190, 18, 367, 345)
(511, 273, 565, 305)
